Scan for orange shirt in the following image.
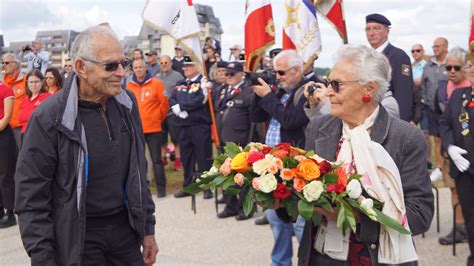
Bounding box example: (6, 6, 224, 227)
(126, 77, 169, 134)
(3, 72, 26, 128)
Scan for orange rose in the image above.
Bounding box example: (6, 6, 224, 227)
(334, 167, 348, 188)
(294, 159, 320, 181)
(271, 149, 289, 159)
(289, 146, 306, 156)
(230, 152, 250, 173)
(281, 168, 295, 181)
(293, 177, 306, 192)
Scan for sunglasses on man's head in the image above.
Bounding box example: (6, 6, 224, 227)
(82, 58, 130, 72)
(326, 79, 360, 93)
(411, 49, 422, 53)
(445, 65, 462, 72)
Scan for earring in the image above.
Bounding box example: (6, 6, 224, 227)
(362, 94, 371, 103)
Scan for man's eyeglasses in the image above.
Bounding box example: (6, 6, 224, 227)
(411, 49, 422, 53)
(225, 72, 236, 77)
(160, 62, 168, 65)
(1, 62, 11, 65)
(275, 66, 296, 76)
(327, 79, 361, 93)
(82, 58, 130, 72)
(64, 65, 73, 68)
(445, 65, 462, 72)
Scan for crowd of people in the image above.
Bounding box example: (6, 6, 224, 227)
(0, 11, 472, 266)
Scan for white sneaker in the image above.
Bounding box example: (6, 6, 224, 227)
(430, 168, 442, 182)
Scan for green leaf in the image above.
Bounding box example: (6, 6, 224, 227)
(312, 212, 322, 225)
(298, 199, 314, 220)
(283, 157, 299, 169)
(224, 142, 241, 158)
(255, 192, 273, 202)
(263, 198, 274, 210)
(341, 200, 357, 233)
(243, 189, 256, 217)
(182, 183, 203, 194)
(348, 173, 362, 181)
(284, 198, 299, 219)
(305, 150, 315, 157)
(373, 208, 411, 235)
(222, 176, 236, 190)
(323, 173, 338, 184)
(224, 187, 241, 195)
(214, 175, 226, 186)
(213, 154, 228, 168)
(336, 202, 346, 232)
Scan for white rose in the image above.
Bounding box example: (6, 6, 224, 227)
(346, 179, 362, 199)
(360, 198, 377, 220)
(252, 155, 274, 175)
(258, 173, 278, 193)
(209, 166, 218, 174)
(303, 180, 324, 202)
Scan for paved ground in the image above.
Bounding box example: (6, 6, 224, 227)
(0, 187, 469, 265)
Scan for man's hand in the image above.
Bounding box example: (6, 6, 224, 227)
(142, 235, 159, 266)
(303, 81, 328, 108)
(252, 78, 272, 97)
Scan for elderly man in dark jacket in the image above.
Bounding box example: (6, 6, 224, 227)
(14, 26, 158, 266)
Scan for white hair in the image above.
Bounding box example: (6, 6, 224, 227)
(446, 47, 467, 65)
(2, 52, 20, 65)
(274, 49, 304, 72)
(70, 25, 120, 65)
(335, 45, 391, 103)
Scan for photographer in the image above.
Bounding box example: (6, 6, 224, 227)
(249, 49, 310, 266)
(22, 38, 49, 74)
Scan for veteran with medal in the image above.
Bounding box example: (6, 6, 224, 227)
(439, 53, 474, 266)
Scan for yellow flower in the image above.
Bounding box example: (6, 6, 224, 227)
(230, 152, 250, 173)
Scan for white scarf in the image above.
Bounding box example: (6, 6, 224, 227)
(319, 106, 418, 264)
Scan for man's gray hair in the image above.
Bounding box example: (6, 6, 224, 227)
(274, 49, 304, 72)
(335, 45, 391, 103)
(446, 47, 467, 65)
(70, 25, 120, 65)
(2, 52, 20, 65)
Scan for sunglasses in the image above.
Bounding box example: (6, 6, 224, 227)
(160, 62, 168, 65)
(275, 66, 296, 76)
(64, 65, 73, 67)
(327, 79, 361, 93)
(411, 49, 422, 53)
(1, 62, 12, 65)
(445, 65, 462, 72)
(225, 72, 236, 77)
(82, 58, 130, 72)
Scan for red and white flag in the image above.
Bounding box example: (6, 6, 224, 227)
(282, 0, 322, 68)
(315, 0, 348, 44)
(469, 0, 474, 53)
(142, 0, 203, 71)
(245, 0, 275, 71)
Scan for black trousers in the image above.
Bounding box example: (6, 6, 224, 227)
(0, 126, 17, 211)
(83, 211, 144, 266)
(144, 132, 166, 190)
(455, 172, 474, 265)
(179, 124, 212, 187)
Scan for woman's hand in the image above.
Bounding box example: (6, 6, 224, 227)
(303, 81, 328, 108)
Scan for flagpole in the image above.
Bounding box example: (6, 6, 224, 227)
(202, 59, 221, 148)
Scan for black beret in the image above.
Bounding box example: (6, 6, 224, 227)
(269, 48, 282, 59)
(226, 61, 244, 73)
(183, 55, 195, 65)
(366, 13, 391, 26)
(216, 61, 228, 68)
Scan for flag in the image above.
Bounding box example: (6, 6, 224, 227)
(245, 0, 275, 71)
(282, 0, 322, 68)
(315, 0, 348, 44)
(470, 0, 474, 53)
(142, 0, 203, 71)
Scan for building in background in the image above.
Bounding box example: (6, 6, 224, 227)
(36, 30, 80, 69)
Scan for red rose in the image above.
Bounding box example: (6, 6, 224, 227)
(273, 184, 292, 199)
(326, 184, 336, 193)
(318, 160, 332, 176)
(247, 151, 265, 164)
(262, 146, 272, 154)
(335, 184, 345, 194)
(326, 183, 345, 194)
(275, 142, 291, 151)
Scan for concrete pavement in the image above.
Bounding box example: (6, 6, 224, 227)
(0, 187, 469, 265)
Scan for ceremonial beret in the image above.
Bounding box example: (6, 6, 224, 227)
(366, 13, 391, 26)
(226, 61, 244, 73)
(183, 55, 195, 65)
(145, 50, 158, 56)
(216, 61, 228, 68)
(269, 48, 282, 59)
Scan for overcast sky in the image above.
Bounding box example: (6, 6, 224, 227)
(0, 0, 470, 68)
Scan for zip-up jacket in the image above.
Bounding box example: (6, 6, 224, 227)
(15, 74, 155, 266)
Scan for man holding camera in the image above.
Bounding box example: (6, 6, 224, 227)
(250, 49, 310, 266)
(22, 38, 49, 74)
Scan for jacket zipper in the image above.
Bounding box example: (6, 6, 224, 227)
(99, 106, 112, 141)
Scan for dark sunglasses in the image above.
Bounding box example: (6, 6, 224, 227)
(64, 65, 73, 67)
(411, 49, 422, 53)
(225, 72, 236, 77)
(1, 62, 11, 65)
(275, 66, 296, 76)
(160, 62, 168, 65)
(327, 79, 360, 93)
(445, 65, 462, 72)
(82, 58, 130, 72)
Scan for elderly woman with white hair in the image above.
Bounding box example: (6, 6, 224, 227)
(300, 45, 434, 265)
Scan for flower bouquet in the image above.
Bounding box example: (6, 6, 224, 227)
(183, 142, 410, 235)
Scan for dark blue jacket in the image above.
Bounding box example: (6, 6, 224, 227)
(383, 43, 414, 121)
(169, 74, 212, 127)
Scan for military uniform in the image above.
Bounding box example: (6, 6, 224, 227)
(169, 74, 213, 192)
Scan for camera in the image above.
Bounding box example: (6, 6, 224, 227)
(245, 69, 277, 86)
(307, 85, 318, 96)
(22, 45, 32, 52)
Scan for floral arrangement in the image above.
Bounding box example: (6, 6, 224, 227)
(184, 142, 410, 235)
